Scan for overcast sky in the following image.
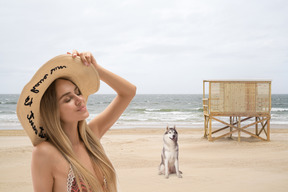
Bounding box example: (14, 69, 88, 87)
(0, 0, 287, 94)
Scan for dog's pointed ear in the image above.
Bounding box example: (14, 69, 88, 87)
(166, 125, 169, 131)
(173, 125, 176, 130)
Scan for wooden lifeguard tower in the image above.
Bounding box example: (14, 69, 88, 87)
(203, 80, 271, 141)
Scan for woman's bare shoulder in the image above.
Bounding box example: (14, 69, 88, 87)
(31, 142, 70, 191)
(32, 141, 64, 165)
(33, 141, 58, 155)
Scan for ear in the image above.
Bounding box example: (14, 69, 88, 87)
(173, 125, 176, 130)
(166, 125, 169, 131)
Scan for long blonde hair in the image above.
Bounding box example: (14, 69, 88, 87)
(40, 79, 117, 192)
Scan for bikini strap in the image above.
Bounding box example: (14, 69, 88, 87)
(67, 164, 75, 192)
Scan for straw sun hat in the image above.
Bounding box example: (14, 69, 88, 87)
(17, 54, 100, 146)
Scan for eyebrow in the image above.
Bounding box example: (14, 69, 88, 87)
(59, 86, 79, 101)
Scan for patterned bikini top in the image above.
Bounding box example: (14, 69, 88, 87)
(67, 165, 107, 192)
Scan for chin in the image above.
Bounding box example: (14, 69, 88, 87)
(82, 112, 90, 120)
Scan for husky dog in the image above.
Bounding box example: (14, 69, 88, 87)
(159, 126, 182, 179)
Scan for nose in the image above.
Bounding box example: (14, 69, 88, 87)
(75, 95, 83, 106)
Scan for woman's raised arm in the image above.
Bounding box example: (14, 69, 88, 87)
(70, 50, 136, 139)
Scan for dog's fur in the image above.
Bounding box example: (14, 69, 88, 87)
(158, 126, 182, 178)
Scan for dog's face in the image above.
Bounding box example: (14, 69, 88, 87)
(165, 126, 178, 141)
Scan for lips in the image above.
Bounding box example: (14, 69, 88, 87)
(77, 106, 87, 111)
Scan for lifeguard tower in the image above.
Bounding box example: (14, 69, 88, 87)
(203, 80, 271, 141)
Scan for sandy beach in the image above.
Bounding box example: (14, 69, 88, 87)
(0, 128, 288, 192)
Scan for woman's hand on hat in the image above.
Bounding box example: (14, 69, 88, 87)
(67, 50, 98, 68)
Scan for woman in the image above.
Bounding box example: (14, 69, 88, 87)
(17, 50, 136, 192)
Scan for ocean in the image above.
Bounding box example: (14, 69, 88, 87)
(0, 94, 287, 130)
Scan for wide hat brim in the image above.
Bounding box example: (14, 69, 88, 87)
(17, 54, 100, 146)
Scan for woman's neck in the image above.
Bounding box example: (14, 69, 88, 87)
(61, 121, 81, 146)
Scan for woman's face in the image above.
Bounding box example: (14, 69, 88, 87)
(55, 79, 89, 124)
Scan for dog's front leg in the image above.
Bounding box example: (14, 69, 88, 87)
(174, 159, 182, 178)
(164, 158, 169, 179)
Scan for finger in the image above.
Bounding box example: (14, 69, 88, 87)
(79, 52, 89, 66)
(72, 50, 79, 58)
(85, 53, 92, 66)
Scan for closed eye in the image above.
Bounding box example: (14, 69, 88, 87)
(64, 97, 72, 103)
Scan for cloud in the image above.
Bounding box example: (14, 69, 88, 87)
(0, 0, 287, 94)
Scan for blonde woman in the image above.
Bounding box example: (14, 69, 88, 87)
(17, 50, 136, 192)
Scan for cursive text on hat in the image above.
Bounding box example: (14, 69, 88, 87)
(30, 74, 48, 94)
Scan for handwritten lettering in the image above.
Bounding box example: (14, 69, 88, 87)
(27, 111, 37, 135)
(27, 111, 47, 139)
(50, 65, 67, 75)
(38, 127, 46, 138)
(24, 96, 33, 107)
(30, 74, 48, 94)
